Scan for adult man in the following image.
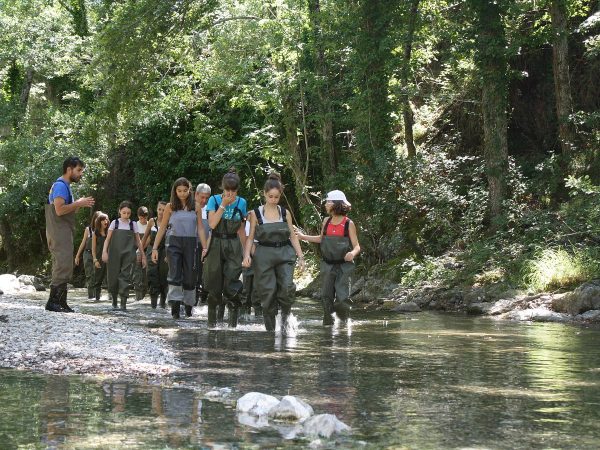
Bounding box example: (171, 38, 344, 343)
(45, 157, 95, 312)
(195, 183, 211, 304)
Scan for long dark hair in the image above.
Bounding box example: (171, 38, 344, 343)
(221, 167, 240, 191)
(94, 213, 109, 236)
(170, 178, 195, 211)
(89, 210, 102, 231)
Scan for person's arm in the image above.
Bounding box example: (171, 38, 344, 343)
(135, 233, 147, 268)
(92, 233, 101, 268)
(151, 205, 172, 263)
(242, 212, 256, 268)
(53, 196, 95, 216)
(286, 213, 305, 270)
(141, 218, 154, 250)
(295, 218, 326, 244)
(237, 219, 247, 250)
(196, 210, 208, 250)
(344, 220, 361, 262)
(102, 229, 113, 263)
(74, 227, 89, 266)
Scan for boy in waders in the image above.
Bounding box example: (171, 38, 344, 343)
(204, 168, 247, 328)
(142, 201, 169, 309)
(75, 211, 102, 299)
(45, 156, 95, 313)
(243, 173, 305, 332)
(91, 213, 109, 302)
(152, 179, 208, 319)
(194, 183, 211, 305)
(296, 190, 360, 325)
(102, 201, 146, 311)
(132, 206, 149, 301)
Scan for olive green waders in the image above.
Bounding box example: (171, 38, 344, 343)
(203, 202, 244, 328)
(83, 226, 95, 299)
(92, 233, 107, 301)
(106, 220, 136, 310)
(320, 218, 354, 325)
(146, 222, 168, 308)
(45, 180, 76, 313)
(252, 206, 296, 332)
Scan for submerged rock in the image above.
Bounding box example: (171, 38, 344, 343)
(504, 308, 570, 323)
(303, 414, 351, 438)
(392, 302, 421, 313)
(552, 281, 600, 315)
(268, 395, 314, 422)
(236, 392, 280, 416)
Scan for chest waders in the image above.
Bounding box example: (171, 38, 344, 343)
(133, 227, 149, 301)
(195, 216, 211, 305)
(203, 197, 244, 328)
(92, 234, 107, 302)
(252, 206, 296, 332)
(45, 178, 76, 313)
(166, 210, 198, 319)
(83, 226, 95, 299)
(146, 221, 168, 309)
(320, 218, 354, 325)
(107, 220, 136, 310)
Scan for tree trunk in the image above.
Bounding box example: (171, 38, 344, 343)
(0, 218, 17, 271)
(550, 0, 576, 159)
(402, 0, 419, 158)
(19, 67, 34, 111)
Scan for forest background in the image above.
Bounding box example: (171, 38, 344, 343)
(0, 0, 599, 294)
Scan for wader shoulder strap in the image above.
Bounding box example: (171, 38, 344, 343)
(254, 207, 263, 226)
(281, 206, 287, 222)
(322, 217, 332, 236)
(344, 218, 350, 237)
(129, 221, 134, 231)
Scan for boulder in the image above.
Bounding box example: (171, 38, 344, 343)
(505, 308, 570, 323)
(268, 395, 314, 422)
(17, 275, 45, 291)
(0, 274, 20, 294)
(552, 281, 600, 315)
(466, 302, 493, 315)
(236, 392, 280, 416)
(237, 412, 270, 429)
(392, 302, 421, 313)
(489, 298, 520, 315)
(575, 310, 600, 322)
(302, 414, 351, 438)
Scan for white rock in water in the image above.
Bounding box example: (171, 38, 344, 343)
(0, 274, 19, 294)
(303, 414, 351, 438)
(236, 392, 280, 416)
(268, 395, 314, 422)
(205, 390, 222, 398)
(237, 412, 270, 429)
(19, 285, 36, 294)
(219, 387, 232, 396)
(273, 423, 303, 439)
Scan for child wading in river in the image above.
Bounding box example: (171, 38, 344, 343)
(295, 190, 360, 325)
(152, 179, 208, 319)
(102, 201, 146, 311)
(132, 206, 150, 301)
(91, 212, 109, 302)
(75, 211, 102, 299)
(142, 201, 169, 309)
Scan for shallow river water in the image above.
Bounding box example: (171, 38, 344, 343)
(2, 294, 600, 449)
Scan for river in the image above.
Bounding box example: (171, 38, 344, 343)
(2, 294, 600, 448)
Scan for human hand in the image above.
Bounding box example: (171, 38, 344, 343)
(94, 260, 101, 269)
(151, 249, 158, 264)
(344, 252, 354, 262)
(242, 255, 252, 268)
(201, 248, 208, 261)
(76, 197, 95, 208)
(293, 225, 304, 240)
(297, 256, 306, 271)
(221, 191, 236, 207)
(141, 255, 147, 269)
(74, 255, 80, 266)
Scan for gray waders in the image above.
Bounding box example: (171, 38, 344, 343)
(45, 179, 76, 313)
(132, 228, 148, 301)
(92, 234, 107, 301)
(106, 220, 136, 310)
(320, 218, 354, 325)
(203, 198, 244, 328)
(83, 226, 95, 299)
(146, 222, 168, 309)
(252, 206, 296, 332)
(166, 210, 198, 319)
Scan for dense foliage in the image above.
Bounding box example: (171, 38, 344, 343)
(1, 0, 599, 291)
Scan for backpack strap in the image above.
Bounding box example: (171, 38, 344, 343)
(112, 219, 119, 230)
(254, 207, 263, 226)
(281, 206, 287, 222)
(129, 220, 134, 231)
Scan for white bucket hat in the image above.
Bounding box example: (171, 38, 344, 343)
(325, 190, 351, 207)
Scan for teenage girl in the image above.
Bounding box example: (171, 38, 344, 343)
(75, 211, 101, 299)
(142, 201, 168, 308)
(133, 206, 150, 301)
(91, 212, 109, 302)
(102, 201, 146, 311)
(295, 190, 360, 325)
(243, 173, 305, 332)
(203, 168, 247, 328)
(151, 179, 208, 319)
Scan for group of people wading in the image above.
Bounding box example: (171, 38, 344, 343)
(45, 157, 361, 332)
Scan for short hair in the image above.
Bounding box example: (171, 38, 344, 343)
(63, 156, 85, 174)
(137, 206, 149, 217)
(196, 183, 211, 194)
(118, 200, 133, 212)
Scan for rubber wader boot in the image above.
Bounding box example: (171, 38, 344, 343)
(207, 304, 217, 328)
(171, 301, 181, 319)
(281, 310, 290, 335)
(185, 304, 193, 317)
(112, 295, 118, 310)
(254, 305, 263, 317)
(217, 303, 225, 323)
(159, 293, 166, 309)
(264, 313, 277, 332)
(150, 294, 158, 309)
(120, 296, 127, 311)
(95, 287, 101, 302)
(323, 313, 334, 326)
(57, 284, 74, 313)
(45, 285, 65, 312)
(228, 306, 239, 328)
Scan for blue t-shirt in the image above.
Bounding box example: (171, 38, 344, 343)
(48, 177, 74, 205)
(206, 195, 247, 220)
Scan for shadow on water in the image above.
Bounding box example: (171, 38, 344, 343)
(2, 291, 600, 448)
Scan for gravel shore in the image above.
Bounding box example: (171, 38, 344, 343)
(0, 290, 182, 381)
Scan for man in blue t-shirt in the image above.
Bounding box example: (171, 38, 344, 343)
(45, 156, 95, 312)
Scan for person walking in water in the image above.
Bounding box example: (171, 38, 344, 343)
(132, 206, 150, 301)
(243, 173, 305, 332)
(151, 178, 208, 319)
(74, 211, 101, 300)
(45, 156, 95, 313)
(102, 201, 146, 311)
(142, 201, 168, 309)
(203, 168, 247, 328)
(296, 190, 360, 325)
(91, 212, 109, 302)
(194, 183, 211, 305)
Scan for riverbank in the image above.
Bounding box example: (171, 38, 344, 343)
(0, 292, 182, 381)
